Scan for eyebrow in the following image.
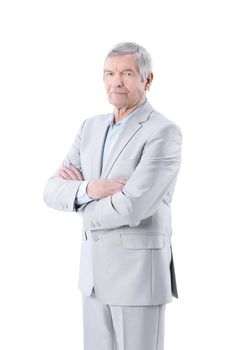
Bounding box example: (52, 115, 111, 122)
(104, 68, 135, 72)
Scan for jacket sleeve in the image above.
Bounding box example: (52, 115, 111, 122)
(43, 119, 92, 212)
(82, 123, 182, 230)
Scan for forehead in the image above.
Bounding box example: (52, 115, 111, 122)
(104, 53, 139, 71)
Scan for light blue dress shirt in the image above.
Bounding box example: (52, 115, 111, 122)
(75, 100, 146, 205)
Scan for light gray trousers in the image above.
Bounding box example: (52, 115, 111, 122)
(81, 288, 166, 350)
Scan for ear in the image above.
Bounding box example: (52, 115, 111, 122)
(145, 72, 154, 91)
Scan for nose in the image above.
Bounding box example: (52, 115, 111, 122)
(112, 73, 124, 87)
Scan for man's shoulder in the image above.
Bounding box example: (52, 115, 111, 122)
(147, 107, 182, 137)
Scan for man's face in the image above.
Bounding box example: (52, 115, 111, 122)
(104, 54, 151, 109)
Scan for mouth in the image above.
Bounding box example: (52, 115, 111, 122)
(110, 92, 127, 95)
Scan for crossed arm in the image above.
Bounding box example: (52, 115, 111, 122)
(47, 123, 182, 231)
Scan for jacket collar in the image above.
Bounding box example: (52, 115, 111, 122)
(99, 98, 154, 179)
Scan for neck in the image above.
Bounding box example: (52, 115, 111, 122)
(113, 94, 146, 124)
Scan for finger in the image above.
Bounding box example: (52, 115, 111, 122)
(62, 166, 79, 180)
(58, 169, 72, 179)
(70, 165, 84, 180)
(116, 179, 127, 184)
(107, 179, 127, 183)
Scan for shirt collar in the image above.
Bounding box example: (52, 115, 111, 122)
(108, 98, 147, 128)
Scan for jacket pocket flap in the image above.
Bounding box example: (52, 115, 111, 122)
(121, 234, 165, 250)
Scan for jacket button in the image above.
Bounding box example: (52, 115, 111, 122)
(93, 235, 99, 241)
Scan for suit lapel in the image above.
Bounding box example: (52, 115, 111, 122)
(100, 99, 154, 179)
(91, 115, 111, 179)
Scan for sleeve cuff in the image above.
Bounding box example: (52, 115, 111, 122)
(75, 180, 93, 205)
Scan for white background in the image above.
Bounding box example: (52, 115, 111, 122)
(0, 0, 233, 349)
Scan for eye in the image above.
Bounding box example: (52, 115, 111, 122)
(123, 71, 133, 77)
(105, 71, 114, 77)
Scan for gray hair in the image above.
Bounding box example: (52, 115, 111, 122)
(104, 42, 153, 82)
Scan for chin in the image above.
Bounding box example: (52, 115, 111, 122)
(113, 103, 129, 109)
(109, 98, 129, 109)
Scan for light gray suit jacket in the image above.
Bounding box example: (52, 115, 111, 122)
(43, 99, 182, 306)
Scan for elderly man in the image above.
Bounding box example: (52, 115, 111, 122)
(44, 42, 182, 350)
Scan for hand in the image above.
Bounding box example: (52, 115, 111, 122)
(87, 179, 127, 200)
(58, 165, 84, 180)
(58, 165, 127, 200)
